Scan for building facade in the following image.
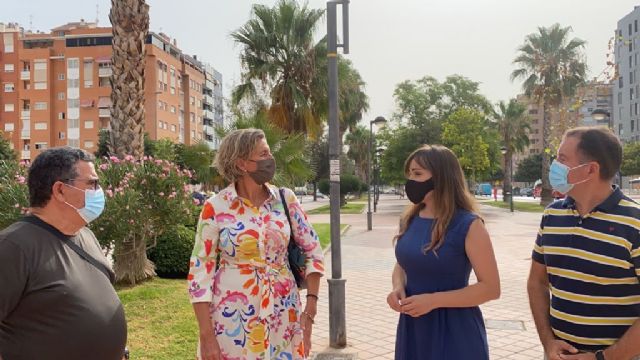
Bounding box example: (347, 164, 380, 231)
(0, 21, 222, 160)
(614, 6, 640, 142)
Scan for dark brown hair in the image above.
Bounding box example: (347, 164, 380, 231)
(564, 126, 622, 180)
(394, 145, 478, 252)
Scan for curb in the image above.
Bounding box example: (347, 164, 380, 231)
(322, 224, 352, 256)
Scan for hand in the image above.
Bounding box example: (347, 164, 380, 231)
(543, 339, 579, 360)
(400, 293, 438, 317)
(199, 331, 221, 360)
(301, 314, 314, 358)
(386, 287, 406, 312)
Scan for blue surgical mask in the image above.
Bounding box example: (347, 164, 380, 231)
(64, 185, 106, 224)
(549, 160, 590, 194)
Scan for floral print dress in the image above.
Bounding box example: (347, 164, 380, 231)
(188, 184, 324, 360)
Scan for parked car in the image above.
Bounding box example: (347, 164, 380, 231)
(476, 183, 492, 196)
(521, 187, 534, 197)
(315, 191, 327, 199)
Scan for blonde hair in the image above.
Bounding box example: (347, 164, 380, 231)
(394, 145, 478, 252)
(214, 128, 265, 182)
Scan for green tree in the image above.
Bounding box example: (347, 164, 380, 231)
(515, 153, 543, 183)
(442, 108, 490, 182)
(494, 99, 531, 202)
(231, 0, 325, 137)
(153, 138, 177, 162)
(218, 111, 313, 187)
(308, 138, 329, 200)
(511, 23, 587, 205)
(622, 142, 640, 176)
(338, 58, 369, 142)
(0, 132, 17, 163)
(175, 142, 217, 188)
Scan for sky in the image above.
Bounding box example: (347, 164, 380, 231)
(4, 0, 639, 123)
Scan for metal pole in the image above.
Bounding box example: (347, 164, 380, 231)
(509, 154, 514, 213)
(327, 0, 347, 348)
(367, 121, 372, 231)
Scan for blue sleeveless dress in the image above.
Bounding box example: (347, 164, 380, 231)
(394, 210, 489, 360)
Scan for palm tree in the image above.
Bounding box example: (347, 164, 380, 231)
(338, 58, 369, 146)
(345, 125, 370, 182)
(511, 23, 587, 205)
(494, 99, 531, 203)
(231, 0, 325, 137)
(109, 0, 151, 283)
(217, 111, 313, 188)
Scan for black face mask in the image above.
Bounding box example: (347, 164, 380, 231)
(404, 178, 435, 204)
(247, 158, 276, 185)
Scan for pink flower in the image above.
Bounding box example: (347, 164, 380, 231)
(99, 163, 109, 170)
(159, 192, 165, 196)
(143, 156, 149, 161)
(155, 160, 163, 165)
(105, 189, 114, 197)
(14, 203, 20, 208)
(15, 175, 26, 184)
(193, 199, 199, 205)
(124, 155, 134, 162)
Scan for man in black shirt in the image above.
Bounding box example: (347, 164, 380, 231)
(0, 147, 127, 360)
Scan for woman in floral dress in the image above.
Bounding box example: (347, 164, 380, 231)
(188, 129, 324, 360)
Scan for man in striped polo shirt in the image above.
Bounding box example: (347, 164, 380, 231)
(528, 127, 640, 360)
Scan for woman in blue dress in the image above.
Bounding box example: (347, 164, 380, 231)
(387, 145, 501, 360)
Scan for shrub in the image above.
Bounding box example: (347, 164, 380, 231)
(148, 225, 196, 278)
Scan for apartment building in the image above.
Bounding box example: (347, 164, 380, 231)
(0, 20, 222, 161)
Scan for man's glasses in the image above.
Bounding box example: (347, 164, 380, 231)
(63, 178, 100, 190)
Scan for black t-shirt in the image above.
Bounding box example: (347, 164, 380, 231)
(0, 216, 127, 360)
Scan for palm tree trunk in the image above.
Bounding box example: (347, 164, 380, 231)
(540, 102, 553, 206)
(109, 0, 149, 159)
(109, 0, 153, 284)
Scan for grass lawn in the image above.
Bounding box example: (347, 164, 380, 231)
(118, 224, 346, 359)
(307, 202, 365, 215)
(479, 199, 545, 213)
(313, 223, 348, 249)
(117, 278, 197, 360)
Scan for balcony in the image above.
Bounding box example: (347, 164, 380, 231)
(99, 108, 110, 118)
(21, 129, 30, 139)
(98, 67, 112, 77)
(203, 109, 214, 120)
(20, 70, 30, 80)
(21, 150, 31, 160)
(21, 110, 30, 120)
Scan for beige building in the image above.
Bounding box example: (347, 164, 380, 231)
(0, 21, 218, 161)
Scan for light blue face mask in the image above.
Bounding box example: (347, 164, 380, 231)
(549, 160, 590, 194)
(64, 184, 106, 224)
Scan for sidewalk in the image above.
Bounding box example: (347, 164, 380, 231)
(308, 195, 544, 360)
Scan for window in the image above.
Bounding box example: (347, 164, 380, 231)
(636, 20, 638, 32)
(633, 120, 636, 132)
(171, 106, 176, 114)
(630, 23, 633, 36)
(67, 79, 79, 88)
(83, 141, 94, 149)
(4, 64, 14, 72)
(158, 100, 163, 109)
(59, 132, 66, 139)
(58, 73, 65, 80)
(631, 71, 635, 84)
(190, 96, 195, 106)
(58, 92, 65, 100)
(67, 58, 80, 69)
(34, 82, 47, 90)
(3, 33, 14, 53)
(99, 77, 109, 87)
(4, 83, 15, 92)
(629, 41, 633, 53)
(34, 123, 47, 130)
(636, 103, 639, 116)
(4, 104, 14, 112)
(59, 112, 66, 120)
(4, 123, 14, 132)
(619, 92, 623, 105)
(67, 99, 80, 108)
(620, 76, 624, 89)
(35, 143, 48, 150)
(191, 130, 196, 139)
(171, 124, 177, 132)
(68, 118, 79, 128)
(68, 139, 79, 148)
(190, 112, 195, 123)
(83, 59, 94, 88)
(631, 56, 634, 69)
(34, 102, 47, 110)
(84, 120, 94, 129)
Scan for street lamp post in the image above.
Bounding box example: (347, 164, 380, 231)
(327, 0, 349, 348)
(373, 147, 385, 212)
(500, 146, 514, 213)
(367, 116, 386, 230)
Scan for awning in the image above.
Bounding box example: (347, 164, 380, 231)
(97, 97, 111, 108)
(80, 99, 94, 108)
(96, 56, 112, 63)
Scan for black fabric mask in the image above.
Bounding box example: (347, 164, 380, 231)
(247, 158, 276, 185)
(404, 178, 435, 204)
